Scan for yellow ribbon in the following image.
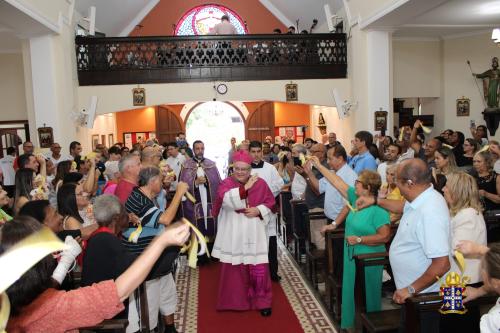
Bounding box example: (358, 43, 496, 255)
(343, 197, 358, 213)
(0, 227, 66, 332)
(128, 191, 195, 244)
(454, 250, 466, 273)
(180, 218, 210, 268)
(478, 145, 490, 153)
(128, 224, 143, 243)
(421, 124, 432, 134)
(0, 292, 10, 333)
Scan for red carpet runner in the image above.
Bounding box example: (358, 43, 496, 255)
(197, 262, 304, 333)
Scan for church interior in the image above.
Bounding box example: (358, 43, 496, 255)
(0, 0, 500, 332)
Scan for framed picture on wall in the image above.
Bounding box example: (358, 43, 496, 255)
(37, 127, 54, 148)
(108, 134, 114, 147)
(285, 83, 298, 102)
(91, 134, 100, 151)
(133, 88, 146, 106)
(456, 97, 470, 117)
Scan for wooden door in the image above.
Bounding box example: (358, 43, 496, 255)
(155, 106, 183, 145)
(0, 129, 20, 158)
(246, 102, 275, 142)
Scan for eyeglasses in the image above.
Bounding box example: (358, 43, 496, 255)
(234, 167, 251, 172)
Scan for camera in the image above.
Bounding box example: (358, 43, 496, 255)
(293, 156, 302, 166)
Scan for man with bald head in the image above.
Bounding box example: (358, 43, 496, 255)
(295, 143, 329, 252)
(141, 146, 162, 168)
(325, 132, 340, 150)
(357, 158, 450, 330)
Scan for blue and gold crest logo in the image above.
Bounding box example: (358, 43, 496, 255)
(439, 251, 470, 315)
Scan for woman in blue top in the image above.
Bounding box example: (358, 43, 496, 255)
(309, 156, 391, 329)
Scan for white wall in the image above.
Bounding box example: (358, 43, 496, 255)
(443, 32, 500, 139)
(78, 79, 351, 115)
(0, 53, 27, 121)
(78, 113, 117, 154)
(393, 40, 442, 98)
(310, 105, 354, 148)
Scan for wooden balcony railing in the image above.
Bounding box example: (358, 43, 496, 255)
(75, 33, 347, 85)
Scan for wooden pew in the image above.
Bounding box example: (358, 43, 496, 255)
(279, 191, 293, 246)
(74, 277, 150, 333)
(404, 292, 498, 333)
(354, 252, 400, 333)
(303, 209, 327, 289)
(290, 199, 308, 262)
(324, 227, 345, 320)
(484, 209, 500, 243)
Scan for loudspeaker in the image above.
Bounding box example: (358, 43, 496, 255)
(88, 6, 96, 36)
(331, 88, 346, 119)
(324, 4, 334, 32)
(82, 96, 97, 129)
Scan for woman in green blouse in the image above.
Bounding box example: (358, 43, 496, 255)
(309, 156, 391, 330)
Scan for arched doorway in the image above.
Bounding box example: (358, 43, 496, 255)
(185, 102, 245, 175)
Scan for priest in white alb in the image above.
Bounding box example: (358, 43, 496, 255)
(212, 150, 275, 317)
(249, 140, 284, 281)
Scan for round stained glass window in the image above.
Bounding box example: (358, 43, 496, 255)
(175, 4, 247, 36)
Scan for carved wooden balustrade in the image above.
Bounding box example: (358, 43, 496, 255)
(75, 33, 347, 85)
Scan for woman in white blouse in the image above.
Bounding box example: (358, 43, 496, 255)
(443, 172, 487, 284)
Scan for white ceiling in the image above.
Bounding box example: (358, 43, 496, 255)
(1, 0, 498, 53)
(0, 1, 55, 53)
(75, 0, 157, 36)
(364, 0, 500, 38)
(261, 0, 344, 32)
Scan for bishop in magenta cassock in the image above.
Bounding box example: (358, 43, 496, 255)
(212, 150, 275, 317)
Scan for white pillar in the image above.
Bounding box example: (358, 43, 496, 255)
(23, 30, 78, 150)
(366, 30, 393, 136)
(27, 35, 61, 144)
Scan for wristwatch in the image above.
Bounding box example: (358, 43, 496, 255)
(407, 285, 416, 295)
(332, 221, 337, 227)
(356, 236, 362, 244)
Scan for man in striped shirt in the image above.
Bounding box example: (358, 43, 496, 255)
(123, 166, 188, 333)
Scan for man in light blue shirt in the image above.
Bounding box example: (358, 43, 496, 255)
(359, 159, 450, 302)
(304, 145, 357, 248)
(348, 131, 378, 174)
(307, 145, 357, 221)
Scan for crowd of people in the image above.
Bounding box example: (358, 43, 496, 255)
(0, 120, 499, 332)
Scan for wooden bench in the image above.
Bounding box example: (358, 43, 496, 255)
(279, 191, 293, 246)
(290, 199, 308, 262)
(303, 210, 327, 289)
(75, 278, 150, 333)
(324, 227, 345, 320)
(484, 209, 500, 243)
(354, 252, 400, 333)
(404, 292, 497, 333)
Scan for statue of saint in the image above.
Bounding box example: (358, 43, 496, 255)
(474, 57, 500, 110)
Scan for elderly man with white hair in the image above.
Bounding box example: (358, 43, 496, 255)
(81, 195, 136, 320)
(114, 154, 142, 204)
